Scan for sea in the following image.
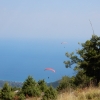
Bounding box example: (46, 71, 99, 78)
(0, 38, 80, 83)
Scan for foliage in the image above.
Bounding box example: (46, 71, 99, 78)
(14, 90, 26, 100)
(0, 82, 14, 100)
(38, 79, 48, 92)
(42, 86, 57, 100)
(57, 76, 75, 92)
(22, 76, 40, 97)
(18, 93, 26, 100)
(64, 34, 100, 85)
(73, 70, 91, 88)
(11, 86, 21, 91)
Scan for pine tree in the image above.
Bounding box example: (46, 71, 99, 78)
(1, 82, 14, 100)
(22, 76, 40, 97)
(64, 34, 100, 85)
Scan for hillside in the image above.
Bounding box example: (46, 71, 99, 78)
(47, 80, 60, 88)
(0, 80, 23, 88)
(0, 80, 60, 88)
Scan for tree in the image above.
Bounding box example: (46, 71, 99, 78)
(64, 35, 100, 85)
(38, 79, 48, 92)
(57, 76, 74, 92)
(73, 70, 91, 88)
(1, 82, 14, 100)
(42, 86, 57, 100)
(22, 76, 40, 97)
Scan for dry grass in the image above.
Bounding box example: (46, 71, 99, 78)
(25, 97, 41, 100)
(25, 87, 100, 100)
(57, 87, 100, 100)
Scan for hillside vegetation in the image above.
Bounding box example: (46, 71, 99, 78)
(57, 86, 100, 100)
(26, 86, 100, 100)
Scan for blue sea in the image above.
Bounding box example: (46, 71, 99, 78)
(0, 38, 80, 83)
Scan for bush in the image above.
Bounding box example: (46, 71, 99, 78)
(74, 70, 91, 88)
(0, 82, 14, 100)
(42, 86, 57, 100)
(38, 79, 48, 92)
(22, 76, 40, 97)
(57, 76, 74, 92)
(18, 93, 26, 100)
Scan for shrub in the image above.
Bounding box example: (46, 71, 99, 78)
(74, 70, 91, 88)
(18, 93, 26, 100)
(0, 82, 14, 100)
(38, 79, 48, 92)
(42, 86, 57, 100)
(57, 76, 74, 92)
(22, 76, 40, 97)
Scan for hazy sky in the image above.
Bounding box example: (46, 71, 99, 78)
(0, 0, 100, 40)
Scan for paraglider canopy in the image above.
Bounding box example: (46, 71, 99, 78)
(61, 42, 67, 48)
(44, 68, 55, 72)
(61, 42, 67, 44)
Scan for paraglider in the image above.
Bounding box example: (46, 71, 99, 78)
(61, 42, 67, 48)
(44, 68, 55, 80)
(61, 42, 67, 44)
(44, 68, 55, 72)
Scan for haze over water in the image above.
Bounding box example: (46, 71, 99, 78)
(0, 38, 78, 83)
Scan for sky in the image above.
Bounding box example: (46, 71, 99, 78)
(0, 1, 100, 82)
(0, 0, 100, 40)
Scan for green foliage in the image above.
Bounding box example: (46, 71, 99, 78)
(11, 86, 21, 91)
(38, 79, 48, 92)
(57, 76, 75, 92)
(42, 86, 57, 100)
(15, 90, 25, 100)
(22, 76, 40, 97)
(74, 70, 91, 88)
(64, 34, 100, 85)
(18, 93, 26, 100)
(0, 82, 14, 100)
